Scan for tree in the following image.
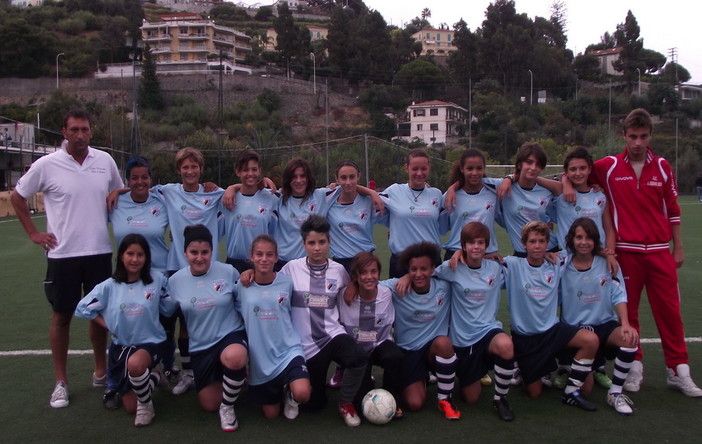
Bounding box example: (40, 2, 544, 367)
(612, 11, 644, 92)
(139, 45, 164, 110)
(659, 62, 691, 85)
(274, 2, 311, 72)
(255, 6, 274, 21)
(573, 53, 601, 81)
(447, 19, 478, 86)
(0, 18, 57, 78)
(394, 59, 445, 100)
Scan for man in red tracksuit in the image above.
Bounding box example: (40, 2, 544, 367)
(586, 108, 701, 397)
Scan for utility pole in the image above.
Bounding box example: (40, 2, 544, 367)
(668, 47, 678, 83)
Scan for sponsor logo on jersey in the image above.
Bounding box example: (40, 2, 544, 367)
(614, 176, 634, 181)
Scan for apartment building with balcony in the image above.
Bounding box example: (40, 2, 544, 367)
(410, 27, 458, 57)
(398, 100, 469, 146)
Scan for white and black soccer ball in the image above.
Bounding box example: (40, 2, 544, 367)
(361, 388, 396, 425)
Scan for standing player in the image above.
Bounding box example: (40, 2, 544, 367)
(74, 234, 175, 426)
(560, 218, 639, 414)
(236, 234, 310, 419)
(167, 225, 247, 432)
(571, 108, 702, 396)
(504, 222, 599, 410)
(11, 109, 123, 408)
(434, 222, 516, 421)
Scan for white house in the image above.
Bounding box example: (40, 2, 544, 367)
(588, 47, 623, 76)
(402, 100, 469, 145)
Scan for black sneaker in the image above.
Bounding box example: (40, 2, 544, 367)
(562, 390, 597, 411)
(102, 389, 121, 410)
(493, 396, 515, 421)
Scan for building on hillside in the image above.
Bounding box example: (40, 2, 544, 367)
(397, 100, 469, 146)
(411, 27, 458, 57)
(9, 0, 43, 6)
(0, 122, 58, 192)
(679, 83, 702, 101)
(140, 14, 252, 75)
(154, 1, 225, 14)
(264, 25, 328, 51)
(588, 47, 623, 76)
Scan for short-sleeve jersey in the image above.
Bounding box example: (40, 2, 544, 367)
(168, 261, 242, 353)
(338, 285, 395, 354)
(500, 183, 557, 253)
(280, 258, 349, 359)
(327, 194, 378, 259)
(14, 145, 124, 258)
(382, 277, 451, 351)
(154, 183, 224, 271)
(274, 188, 333, 262)
(236, 273, 303, 385)
(110, 192, 169, 274)
(560, 255, 627, 326)
(554, 189, 607, 250)
(443, 185, 499, 253)
(74, 271, 175, 346)
(435, 259, 504, 347)
(222, 190, 278, 261)
(503, 255, 563, 335)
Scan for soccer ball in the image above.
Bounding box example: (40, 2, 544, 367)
(362, 389, 396, 425)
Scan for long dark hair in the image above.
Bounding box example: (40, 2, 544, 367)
(281, 157, 316, 204)
(113, 234, 153, 284)
(565, 217, 602, 256)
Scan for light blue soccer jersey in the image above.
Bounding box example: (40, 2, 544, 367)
(222, 190, 278, 261)
(338, 285, 395, 354)
(435, 259, 504, 347)
(380, 183, 447, 255)
(382, 277, 451, 351)
(327, 194, 378, 259)
(560, 255, 627, 326)
(503, 255, 563, 335)
(554, 189, 607, 250)
(236, 273, 303, 385)
(110, 192, 169, 274)
(501, 183, 557, 253)
(274, 188, 334, 262)
(154, 183, 224, 271)
(75, 272, 175, 346)
(168, 261, 242, 353)
(442, 185, 499, 253)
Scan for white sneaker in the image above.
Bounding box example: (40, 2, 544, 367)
(607, 392, 634, 415)
(283, 387, 300, 419)
(666, 364, 702, 397)
(172, 371, 194, 395)
(219, 403, 238, 432)
(50, 381, 69, 408)
(623, 360, 643, 392)
(92, 372, 107, 388)
(338, 402, 361, 427)
(134, 400, 155, 427)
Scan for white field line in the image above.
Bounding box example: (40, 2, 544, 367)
(0, 214, 46, 224)
(2, 337, 702, 357)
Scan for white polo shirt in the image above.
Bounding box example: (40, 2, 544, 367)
(14, 143, 123, 259)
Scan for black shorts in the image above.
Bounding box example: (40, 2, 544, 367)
(44, 253, 112, 313)
(191, 330, 248, 392)
(400, 340, 435, 389)
(512, 322, 580, 385)
(455, 328, 503, 387)
(248, 355, 309, 405)
(108, 342, 162, 395)
(559, 320, 620, 368)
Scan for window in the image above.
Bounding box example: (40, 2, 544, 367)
(413, 109, 425, 117)
(417, 124, 423, 131)
(447, 34, 452, 42)
(426, 33, 431, 39)
(430, 123, 439, 131)
(180, 27, 188, 35)
(437, 33, 441, 41)
(429, 108, 438, 116)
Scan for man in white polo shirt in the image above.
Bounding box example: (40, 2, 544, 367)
(11, 109, 123, 408)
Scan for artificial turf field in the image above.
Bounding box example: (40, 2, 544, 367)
(1, 196, 701, 443)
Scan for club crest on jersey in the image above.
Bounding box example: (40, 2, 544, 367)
(202, 198, 211, 206)
(277, 293, 288, 305)
(150, 206, 160, 216)
(485, 274, 496, 286)
(359, 210, 368, 220)
(544, 272, 554, 284)
(431, 198, 438, 206)
(596, 199, 604, 207)
(258, 205, 267, 214)
(144, 289, 155, 300)
(485, 201, 493, 210)
(598, 274, 610, 286)
(307, 201, 317, 212)
(326, 279, 338, 292)
(539, 198, 547, 206)
(435, 293, 445, 306)
(212, 279, 225, 292)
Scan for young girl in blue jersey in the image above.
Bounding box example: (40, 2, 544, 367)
(379, 149, 447, 278)
(434, 222, 516, 421)
(236, 234, 311, 420)
(504, 221, 599, 410)
(560, 218, 639, 414)
(167, 225, 247, 432)
(384, 242, 461, 420)
(340, 252, 404, 417)
(75, 234, 176, 427)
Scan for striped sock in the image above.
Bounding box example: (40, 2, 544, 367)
(435, 354, 457, 401)
(609, 347, 637, 394)
(564, 358, 593, 395)
(222, 368, 245, 407)
(494, 356, 515, 399)
(178, 338, 191, 372)
(129, 369, 152, 404)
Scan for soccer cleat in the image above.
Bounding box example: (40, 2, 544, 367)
(92, 372, 108, 388)
(283, 387, 300, 420)
(394, 407, 404, 419)
(666, 364, 702, 397)
(493, 396, 515, 422)
(437, 398, 461, 420)
(219, 403, 239, 432)
(50, 381, 69, 408)
(553, 370, 569, 389)
(480, 373, 493, 386)
(327, 366, 344, 389)
(540, 375, 553, 388)
(164, 366, 181, 385)
(594, 368, 613, 389)
(338, 402, 361, 427)
(134, 400, 155, 427)
(623, 360, 643, 392)
(607, 392, 634, 415)
(102, 389, 121, 410)
(172, 371, 195, 395)
(562, 390, 597, 411)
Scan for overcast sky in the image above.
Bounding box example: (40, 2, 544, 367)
(235, 1, 702, 83)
